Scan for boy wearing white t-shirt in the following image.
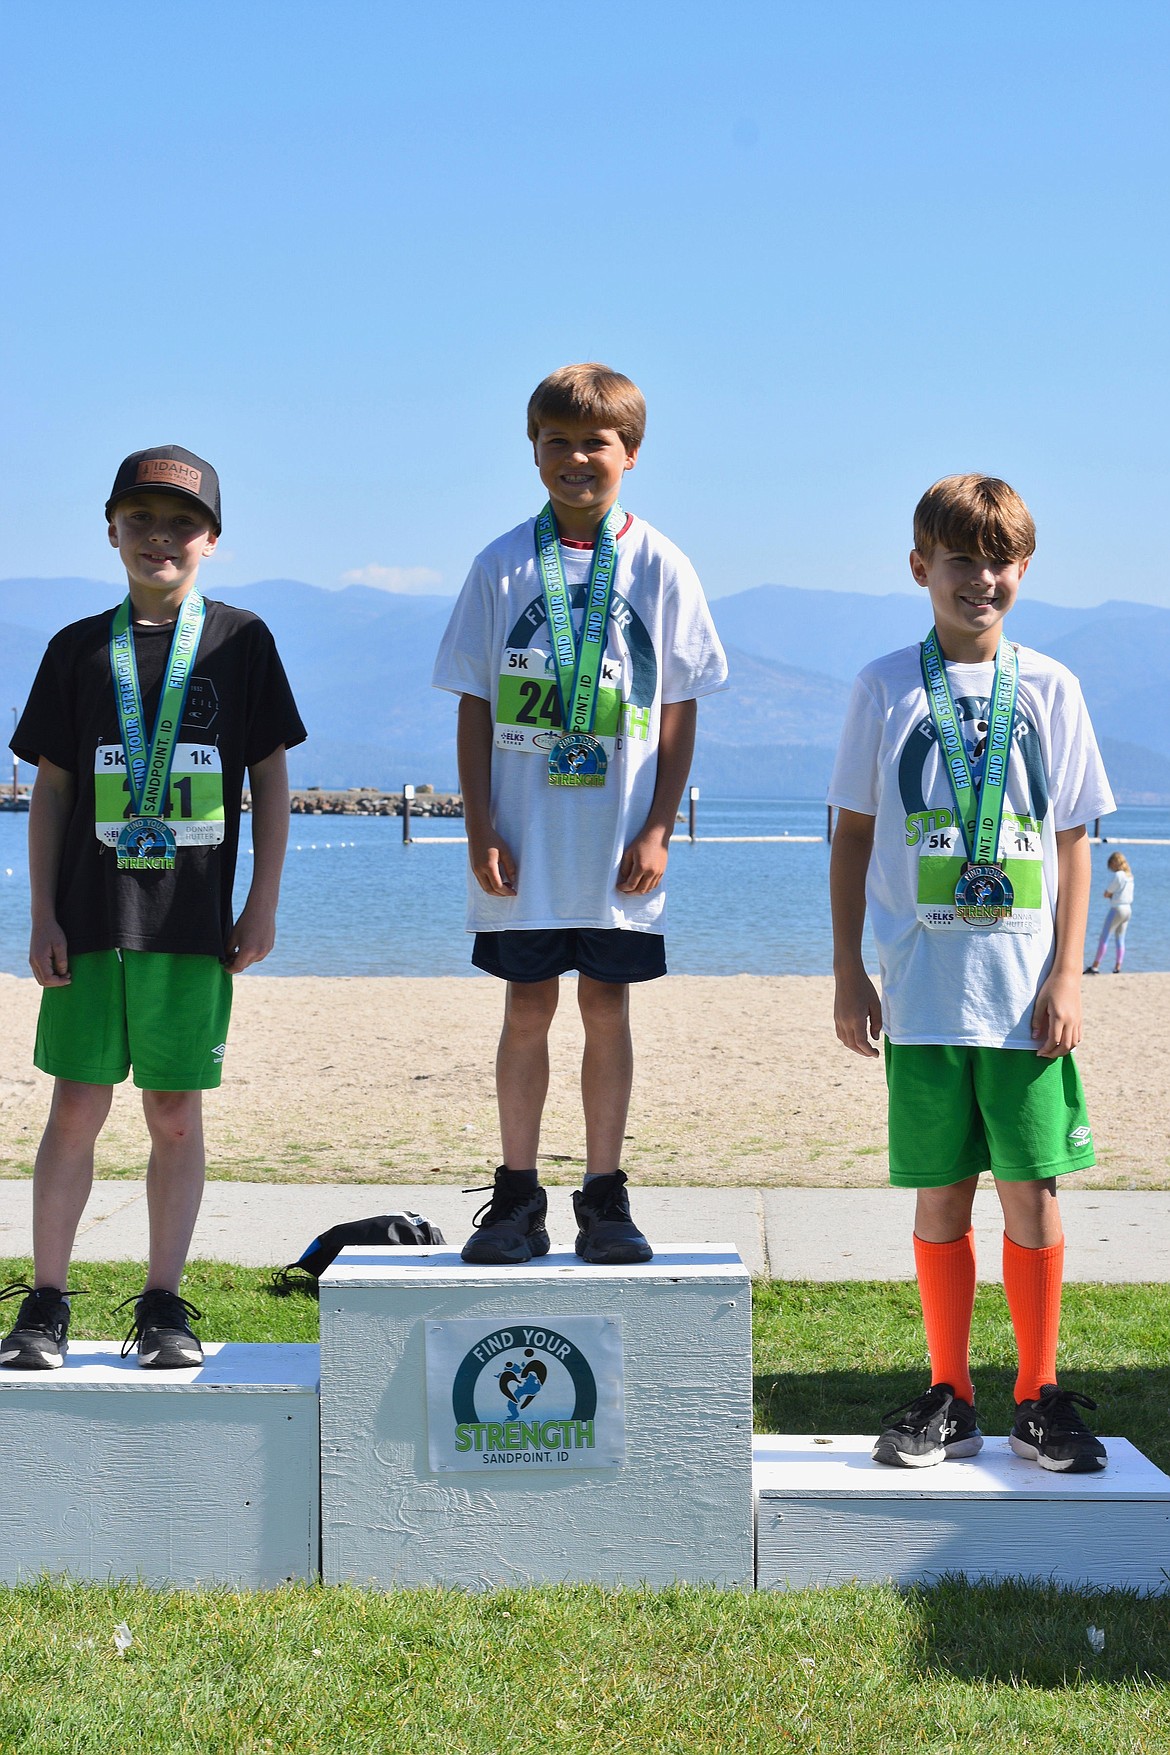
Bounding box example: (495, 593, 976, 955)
(433, 363, 728, 1266)
(829, 475, 1114, 1473)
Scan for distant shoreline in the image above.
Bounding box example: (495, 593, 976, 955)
(0, 782, 464, 819)
(282, 787, 463, 818)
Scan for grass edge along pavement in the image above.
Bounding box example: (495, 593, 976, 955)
(1, 1265, 1168, 1751)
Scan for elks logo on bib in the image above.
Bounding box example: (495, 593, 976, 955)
(425, 1316, 625, 1472)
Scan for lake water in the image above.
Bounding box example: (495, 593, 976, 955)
(1, 799, 1167, 977)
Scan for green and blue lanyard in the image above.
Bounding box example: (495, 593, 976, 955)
(534, 502, 623, 785)
(108, 590, 205, 867)
(919, 628, 1019, 918)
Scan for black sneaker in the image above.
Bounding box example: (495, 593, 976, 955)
(119, 1289, 204, 1369)
(461, 1168, 550, 1265)
(1010, 1384, 1107, 1473)
(572, 1170, 653, 1265)
(872, 1383, 984, 1468)
(0, 1283, 71, 1369)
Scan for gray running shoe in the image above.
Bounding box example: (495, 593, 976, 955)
(1010, 1384, 1107, 1472)
(872, 1383, 983, 1468)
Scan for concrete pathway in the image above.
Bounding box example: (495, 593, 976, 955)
(2, 1181, 1169, 1281)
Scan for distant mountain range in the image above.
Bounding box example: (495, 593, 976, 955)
(3, 575, 1170, 803)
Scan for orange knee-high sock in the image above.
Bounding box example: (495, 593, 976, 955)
(913, 1231, 977, 1404)
(1002, 1235, 1064, 1403)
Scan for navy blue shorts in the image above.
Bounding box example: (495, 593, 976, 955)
(471, 929, 667, 985)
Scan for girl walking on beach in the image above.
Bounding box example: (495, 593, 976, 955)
(1086, 852, 1134, 974)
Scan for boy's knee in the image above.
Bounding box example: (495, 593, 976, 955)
(49, 1079, 113, 1136)
(996, 1176, 1059, 1217)
(504, 980, 559, 1034)
(995, 1176, 1062, 1247)
(142, 1089, 203, 1142)
(576, 977, 629, 1026)
(914, 1178, 977, 1239)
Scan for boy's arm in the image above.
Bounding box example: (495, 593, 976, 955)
(1032, 823, 1091, 1058)
(225, 746, 290, 973)
(458, 694, 516, 896)
(27, 758, 75, 987)
(617, 698, 696, 894)
(830, 807, 883, 1058)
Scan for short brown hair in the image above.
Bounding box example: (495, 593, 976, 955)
(527, 363, 646, 453)
(913, 474, 1036, 563)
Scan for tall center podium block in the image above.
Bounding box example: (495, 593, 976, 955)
(319, 1245, 753, 1589)
(0, 1343, 320, 1588)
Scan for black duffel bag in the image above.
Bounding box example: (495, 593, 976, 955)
(272, 1211, 445, 1293)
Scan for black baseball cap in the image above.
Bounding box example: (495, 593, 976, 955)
(105, 445, 222, 533)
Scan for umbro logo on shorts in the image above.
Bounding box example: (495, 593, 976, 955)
(1067, 1125, 1092, 1149)
(211, 1043, 227, 1063)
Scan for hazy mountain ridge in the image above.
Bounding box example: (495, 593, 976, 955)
(708, 583, 1146, 682)
(3, 576, 1169, 801)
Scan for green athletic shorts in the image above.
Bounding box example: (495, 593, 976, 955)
(34, 950, 233, 1091)
(884, 1041, 1095, 1187)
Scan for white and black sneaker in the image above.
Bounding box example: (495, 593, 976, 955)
(872, 1382, 984, 1468)
(461, 1168, 550, 1265)
(119, 1289, 204, 1369)
(1010, 1384, 1107, 1472)
(0, 1283, 71, 1369)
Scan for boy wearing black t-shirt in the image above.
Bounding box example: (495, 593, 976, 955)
(3, 445, 306, 1370)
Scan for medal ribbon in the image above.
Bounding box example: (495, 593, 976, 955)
(919, 628, 1019, 865)
(534, 502, 623, 736)
(110, 591, 205, 819)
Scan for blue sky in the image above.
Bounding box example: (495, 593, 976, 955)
(2, 1, 1167, 604)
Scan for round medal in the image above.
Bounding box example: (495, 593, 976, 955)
(548, 733, 608, 788)
(954, 861, 1014, 925)
(116, 817, 177, 870)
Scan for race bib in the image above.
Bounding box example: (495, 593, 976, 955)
(907, 807, 1042, 934)
(494, 648, 624, 757)
(94, 741, 226, 848)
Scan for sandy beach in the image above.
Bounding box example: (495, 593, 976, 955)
(0, 971, 1166, 1188)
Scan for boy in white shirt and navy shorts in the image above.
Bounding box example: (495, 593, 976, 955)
(433, 363, 728, 1266)
(829, 474, 1114, 1472)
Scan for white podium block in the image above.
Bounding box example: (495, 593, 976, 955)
(0, 1343, 320, 1588)
(755, 1434, 1170, 1593)
(319, 1245, 753, 1589)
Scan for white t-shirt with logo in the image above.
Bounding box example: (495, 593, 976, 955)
(828, 642, 1115, 1048)
(433, 513, 729, 933)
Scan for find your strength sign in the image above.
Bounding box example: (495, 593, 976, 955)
(425, 1316, 626, 1472)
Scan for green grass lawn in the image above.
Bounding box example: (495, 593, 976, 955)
(3, 1578, 1168, 1754)
(1, 1263, 1167, 1753)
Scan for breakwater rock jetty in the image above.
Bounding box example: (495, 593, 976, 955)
(276, 787, 464, 818)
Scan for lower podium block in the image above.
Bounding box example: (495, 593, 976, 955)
(319, 1245, 753, 1589)
(0, 1343, 320, 1587)
(755, 1435, 1170, 1593)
